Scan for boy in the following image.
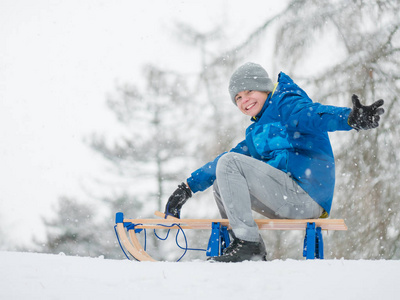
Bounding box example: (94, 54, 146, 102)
(164, 62, 384, 262)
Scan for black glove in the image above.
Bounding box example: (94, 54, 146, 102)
(164, 182, 192, 218)
(348, 94, 384, 131)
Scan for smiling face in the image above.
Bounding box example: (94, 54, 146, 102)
(235, 90, 269, 117)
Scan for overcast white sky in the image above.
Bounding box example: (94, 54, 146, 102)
(0, 0, 288, 245)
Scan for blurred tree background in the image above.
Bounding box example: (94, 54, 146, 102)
(34, 0, 399, 260)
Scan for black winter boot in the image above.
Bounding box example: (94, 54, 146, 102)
(209, 237, 267, 263)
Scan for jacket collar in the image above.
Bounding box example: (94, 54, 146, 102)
(250, 82, 278, 122)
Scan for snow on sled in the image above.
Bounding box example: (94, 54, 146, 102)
(114, 211, 347, 261)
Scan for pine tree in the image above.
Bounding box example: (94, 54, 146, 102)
(37, 197, 103, 257)
(89, 64, 192, 214)
(88, 65, 195, 260)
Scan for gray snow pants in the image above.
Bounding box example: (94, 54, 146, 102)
(213, 152, 324, 242)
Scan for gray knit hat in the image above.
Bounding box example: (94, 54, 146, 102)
(229, 62, 275, 105)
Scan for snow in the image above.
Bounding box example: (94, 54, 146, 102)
(1, 252, 399, 299)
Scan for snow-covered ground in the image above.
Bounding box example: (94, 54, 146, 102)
(1, 252, 399, 299)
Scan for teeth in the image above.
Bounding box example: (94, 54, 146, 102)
(246, 103, 255, 110)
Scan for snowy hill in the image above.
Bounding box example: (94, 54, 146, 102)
(1, 252, 399, 300)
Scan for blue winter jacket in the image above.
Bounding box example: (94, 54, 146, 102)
(187, 72, 352, 215)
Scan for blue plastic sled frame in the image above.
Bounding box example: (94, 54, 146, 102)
(206, 221, 324, 260)
(206, 222, 231, 257)
(302, 222, 324, 259)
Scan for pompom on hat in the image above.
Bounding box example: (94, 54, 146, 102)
(229, 62, 274, 105)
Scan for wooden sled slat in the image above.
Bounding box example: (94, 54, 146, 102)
(128, 229, 156, 261)
(125, 211, 347, 231)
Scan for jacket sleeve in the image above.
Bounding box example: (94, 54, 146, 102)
(186, 140, 250, 193)
(280, 95, 353, 133)
(273, 77, 352, 133)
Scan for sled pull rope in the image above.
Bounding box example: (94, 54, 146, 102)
(152, 223, 206, 262)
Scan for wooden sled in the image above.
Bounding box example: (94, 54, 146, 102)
(115, 211, 347, 262)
